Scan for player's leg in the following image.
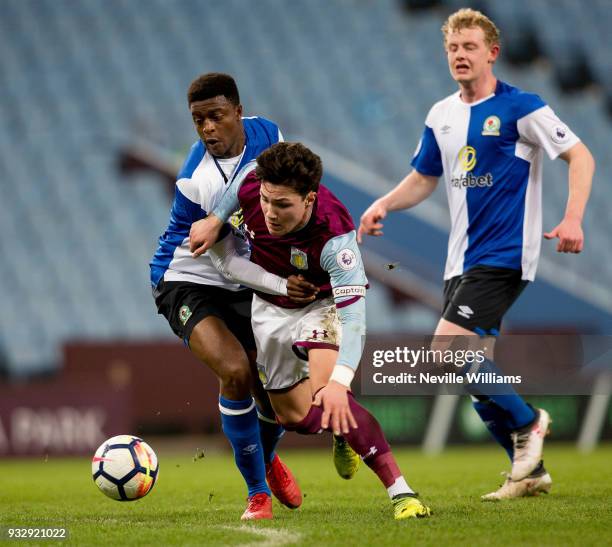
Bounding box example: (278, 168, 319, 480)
(221, 295, 286, 468)
(292, 305, 362, 480)
(248, 349, 284, 465)
(250, 294, 428, 518)
(434, 317, 550, 480)
(307, 348, 360, 480)
(471, 392, 550, 500)
(154, 282, 272, 519)
(438, 267, 550, 481)
(268, 350, 430, 519)
(246, 347, 302, 510)
(188, 317, 272, 519)
(434, 317, 538, 429)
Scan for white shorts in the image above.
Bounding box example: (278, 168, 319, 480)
(251, 294, 341, 390)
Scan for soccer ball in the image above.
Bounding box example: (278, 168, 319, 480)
(91, 435, 159, 501)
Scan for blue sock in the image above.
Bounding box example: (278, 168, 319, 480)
(257, 407, 285, 464)
(219, 396, 270, 497)
(465, 358, 536, 430)
(472, 398, 514, 461)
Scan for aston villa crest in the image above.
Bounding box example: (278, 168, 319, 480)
(290, 247, 308, 270)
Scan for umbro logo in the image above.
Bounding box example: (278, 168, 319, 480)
(242, 444, 259, 455)
(457, 305, 474, 319)
(441, 125, 451, 134)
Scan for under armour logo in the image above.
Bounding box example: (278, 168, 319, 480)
(243, 222, 255, 239)
(312, 329, 328, 340)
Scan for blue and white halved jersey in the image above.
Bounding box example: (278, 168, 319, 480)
(411, 80, 579, 281)
(150, 116, 283, 289)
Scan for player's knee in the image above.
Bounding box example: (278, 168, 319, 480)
(277, 408, 323, 434)
(219, 361, 252, 399)
(275, 409, 309, 429)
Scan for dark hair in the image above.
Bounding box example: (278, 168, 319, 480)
(187, 73, 240, 105)
(256, 142, 322, 196)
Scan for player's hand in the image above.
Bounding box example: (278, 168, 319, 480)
(544, 217, 584, 253)
(286, 275, 319, 304)
(190, 215, 223, 257)
(357, 200, 387, 243)
(314, 381, 358, 435)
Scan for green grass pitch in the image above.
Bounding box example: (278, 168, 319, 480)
(1, 444, 611, 546)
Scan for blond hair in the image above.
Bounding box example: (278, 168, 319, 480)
(442, 8, 500, 47)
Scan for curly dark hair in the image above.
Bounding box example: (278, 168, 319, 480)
(187, 73, 240, 105)
(255, 142, 322, 196)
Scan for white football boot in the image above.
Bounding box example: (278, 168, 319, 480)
(481, 469, 552, 501)
(510, 408, 551, 481)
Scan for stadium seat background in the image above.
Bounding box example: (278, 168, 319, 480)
(1, 0, 610, 374)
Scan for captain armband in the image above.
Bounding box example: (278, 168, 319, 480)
(332, 285, 366, 299)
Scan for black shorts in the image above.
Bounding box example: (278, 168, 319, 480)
(153, 280, 256, 350)
(442, 265, 528, 335)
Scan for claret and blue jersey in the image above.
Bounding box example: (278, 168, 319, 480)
(411, 80, 579, 281)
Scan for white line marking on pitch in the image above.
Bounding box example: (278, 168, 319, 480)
(218, 525, 301, 547)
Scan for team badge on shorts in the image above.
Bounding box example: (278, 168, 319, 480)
(178, 305, 192, 326)
(290, 247, 309, 270)
(482, 115, 501, 136)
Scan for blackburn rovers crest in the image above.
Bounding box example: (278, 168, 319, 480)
(290, 247, 308, 270)
(178, 305, 192, 326)
(482, 115, 501, 136)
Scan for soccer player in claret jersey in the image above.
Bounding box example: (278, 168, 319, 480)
(358, 9, 595, 500)
(191, 142, 431, 520)
(150, 73, 311, 520)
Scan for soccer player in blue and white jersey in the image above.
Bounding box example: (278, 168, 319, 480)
(190, 142, 431, 520)
(150, 73, 308, 520)
(358, 9, 595, 500)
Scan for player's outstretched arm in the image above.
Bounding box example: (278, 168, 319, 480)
(544, 142, 595, 253)
(314, 231, 367, 434)
(208, 232, 287, 295)
(357, 170, 438, 242)
(208, 233, 319, 300)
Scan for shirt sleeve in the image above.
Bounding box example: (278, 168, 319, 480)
(208, 231, 288, 295)
(320, 231, 368, 387)
(517, 105, 580, 160)
(410, 122, 443, 177)
(175, 178, 207, 224)
(212, 160, 257, 221)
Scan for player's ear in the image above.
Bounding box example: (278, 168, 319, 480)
(488, 43, 500, 64)
(235, 103, 243, 119)
(305, 191, 316, 207)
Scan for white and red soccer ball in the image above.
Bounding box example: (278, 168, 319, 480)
(92, 435, 159, 501)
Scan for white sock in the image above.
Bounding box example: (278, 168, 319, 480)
(387, 476, 414, 499)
